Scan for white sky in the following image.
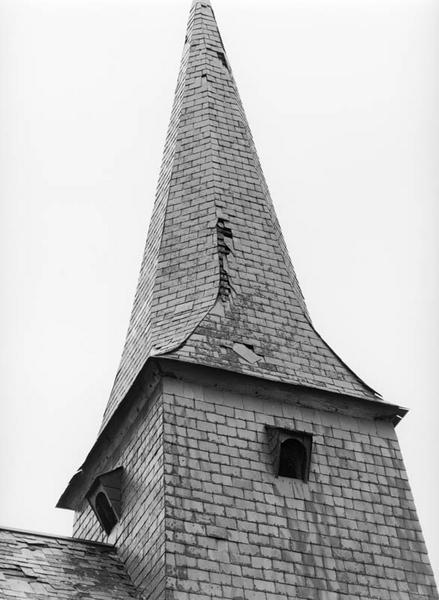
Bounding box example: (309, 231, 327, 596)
(1, 0, 438, 584)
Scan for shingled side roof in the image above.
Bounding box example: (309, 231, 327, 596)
(101, 0, 378, 429)
(0, 528, 138, 599)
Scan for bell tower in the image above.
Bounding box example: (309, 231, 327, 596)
(58, 2, 438, 599)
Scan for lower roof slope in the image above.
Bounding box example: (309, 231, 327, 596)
(0, 528, 138, 599)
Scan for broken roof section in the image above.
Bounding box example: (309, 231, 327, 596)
(0, 528, 138, 599)
(101, 0, 378, 429)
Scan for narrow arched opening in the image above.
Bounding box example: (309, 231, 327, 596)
(95, 492, 118, 535)
(278, 438, 308, 481)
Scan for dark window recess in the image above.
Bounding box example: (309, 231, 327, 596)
(278, 438, 308, 480)
(267, 427, 312, 482)
(217, 51, 229, 70)
(216, 219, 233, 301)
(86, 467, 123, 535)
(95, 492, 118, 535)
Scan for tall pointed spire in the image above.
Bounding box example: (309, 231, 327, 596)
(102, 0, 377, 429)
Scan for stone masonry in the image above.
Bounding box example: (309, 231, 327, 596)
(162, 366, 437, 600)
(71, 360, 438, 600)
(72, 366, 166, 598)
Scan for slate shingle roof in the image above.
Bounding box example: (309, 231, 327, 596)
(0, 528, 138, 599)
(101, 0, 379, 430)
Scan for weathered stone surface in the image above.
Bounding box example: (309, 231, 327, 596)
(69, 366, 438, 599)
(73, 372, 166, 600)
(0, 528, 138, 599)
(160, 370, 438, 600)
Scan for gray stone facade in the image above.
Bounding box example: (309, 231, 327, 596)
(71, 361, 438, 599)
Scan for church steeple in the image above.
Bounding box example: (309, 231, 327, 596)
(102, 0, 377, 430)
(56, 4, 438, 599)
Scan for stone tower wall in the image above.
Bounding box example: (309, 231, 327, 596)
(162, 371, 438, 600)
(72, 382, 166, 600)
(70, 362, 438, 600)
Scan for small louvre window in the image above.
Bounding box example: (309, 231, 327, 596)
(86, 467, 123, 536)
(267, 427, 312, 482)
(278, 438, 308, 480)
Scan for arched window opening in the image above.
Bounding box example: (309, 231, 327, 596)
(278, 438, 308, 480)
(95, 492, 118, 535)
(266, 427, 312, 481)
(86, 467, 122, 536)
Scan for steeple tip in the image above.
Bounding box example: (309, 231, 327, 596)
(191, 0, 211, 6)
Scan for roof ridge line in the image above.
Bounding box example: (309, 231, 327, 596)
(227, 65, 311, 323)
(0, 525, 115, 548)
(306, 319, 381, 398)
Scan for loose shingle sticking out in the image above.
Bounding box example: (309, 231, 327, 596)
(232, 342, 261, 364)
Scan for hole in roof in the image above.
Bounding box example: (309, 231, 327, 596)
(217, 52, 228, 70)
(216, 220, 233, 301)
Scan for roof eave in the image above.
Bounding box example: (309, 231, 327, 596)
(57, 355, 407, 511)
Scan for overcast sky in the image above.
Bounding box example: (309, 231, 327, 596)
(1, 0, 438, 584)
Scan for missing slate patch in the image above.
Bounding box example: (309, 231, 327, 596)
(216, 219, 233, 301)
(3, 565, 38, 579)
(206, 525, 229, 541)
(217, 51, 229, 70)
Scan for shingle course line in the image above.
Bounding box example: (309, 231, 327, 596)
(0, 526, 114, 549)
